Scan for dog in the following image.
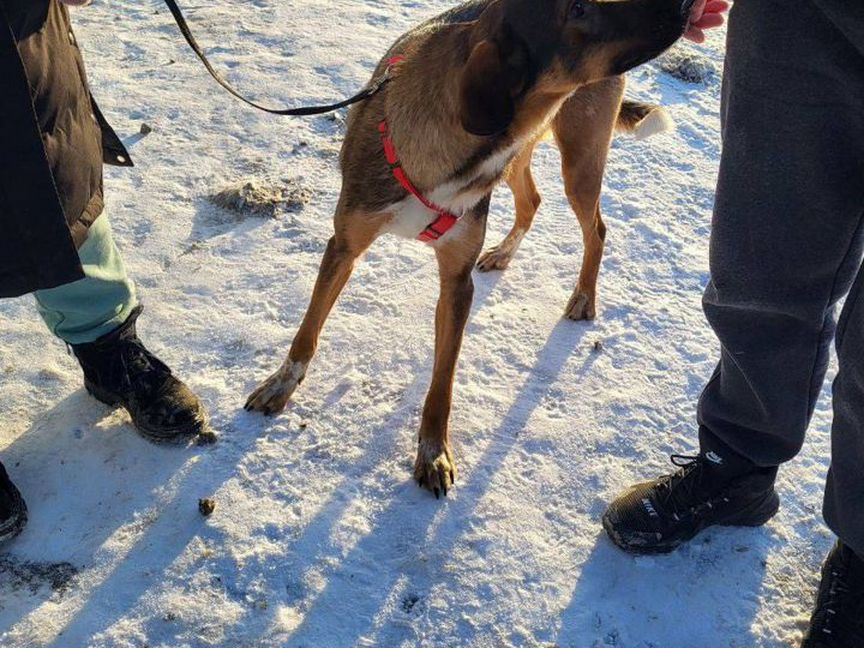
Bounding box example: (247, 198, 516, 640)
(245, 0, 696, 497)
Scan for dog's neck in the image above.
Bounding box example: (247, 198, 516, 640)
(385, 25, 478, 189)
(385, 25, 573, 201)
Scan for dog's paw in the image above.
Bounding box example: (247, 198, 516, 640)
(244, 361, 307, 416)
(476, 234, 523, 272)
(413, 439, 456, 499)
(564, 290, 596, 321)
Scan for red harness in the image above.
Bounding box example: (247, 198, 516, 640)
(378, 57, 461, 244)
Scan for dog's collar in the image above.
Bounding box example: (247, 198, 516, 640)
(378, 57, 461, 244)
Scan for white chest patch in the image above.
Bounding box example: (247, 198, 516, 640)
(382, 139, 526, 242)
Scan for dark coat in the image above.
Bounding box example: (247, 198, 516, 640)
(0, 0, 132, 299)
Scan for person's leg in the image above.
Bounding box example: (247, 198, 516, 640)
(604, 0, 864, 555)
(799, 269, 864, 648)
(33, 213, 138, 344)
(696, 0, 864, 467)
(824, 264, 864, 556)
(33, 213, 208, 443)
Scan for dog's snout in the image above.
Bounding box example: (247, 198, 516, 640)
(680, 0, 697, 17)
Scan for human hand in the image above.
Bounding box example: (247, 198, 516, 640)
(684, 0, 730, 43)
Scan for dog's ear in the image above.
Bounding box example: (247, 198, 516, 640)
(460, 24, 531, 137)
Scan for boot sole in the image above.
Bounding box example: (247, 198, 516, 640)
(84, 380, 208, 445)
(603, 489, 780, 556)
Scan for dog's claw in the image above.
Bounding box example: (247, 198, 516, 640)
(476, 241, 517, 272)
(414, 439, 456, 499)
(245, 361, 307, 416)
(564, 290, 596, 321)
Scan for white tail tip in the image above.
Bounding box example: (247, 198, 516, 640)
(633, 108, 675, 140)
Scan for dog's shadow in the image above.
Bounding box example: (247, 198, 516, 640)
(274, 316, 594, 646)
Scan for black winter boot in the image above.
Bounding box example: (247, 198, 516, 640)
(0, 462, 27, 543)
(603, 441, 779, 554)
(72, 306, 208, 443)
(801, 540, 864, 648)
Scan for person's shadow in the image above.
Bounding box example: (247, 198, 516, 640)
(0, 388, 208, 643)
(555, 525, 780, 648)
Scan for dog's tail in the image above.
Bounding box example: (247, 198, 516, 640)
(616, 100, 674, 140)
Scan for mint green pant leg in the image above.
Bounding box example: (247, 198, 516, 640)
(34, 214, 138, 344)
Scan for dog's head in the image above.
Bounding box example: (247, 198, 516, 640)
(460, 0, 695, 136)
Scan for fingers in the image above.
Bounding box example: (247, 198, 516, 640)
(683, 28, 707, 44)
(689, 0, 729, 23)
(684, 13, 725, 42)
(683, 1, 728, 43)
(684, 0, 728, 42)
(693, 12, 726, 29)
(705, 0, 730, 13)
(688, 0, 707, 23)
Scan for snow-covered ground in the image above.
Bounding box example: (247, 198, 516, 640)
(0, 1, 838, 646)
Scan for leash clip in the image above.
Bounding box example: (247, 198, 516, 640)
(369, 56, 405, 94)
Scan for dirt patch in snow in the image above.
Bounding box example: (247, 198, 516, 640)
(658, 47, 719, 84)
(209, 179, 313, 219)
(0, 557, 78, 597)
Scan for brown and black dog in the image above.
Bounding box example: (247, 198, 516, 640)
(246, 0, 695, 496)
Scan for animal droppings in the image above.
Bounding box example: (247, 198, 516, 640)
(198, 498, 216, 517)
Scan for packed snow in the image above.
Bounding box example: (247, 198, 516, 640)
(0, 1, 838, 646)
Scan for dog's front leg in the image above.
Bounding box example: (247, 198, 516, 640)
(415, 209, 487, 498)
(245, 212, 382, 415)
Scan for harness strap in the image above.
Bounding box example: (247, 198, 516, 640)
(162, 0, 394, 116)
(379, 120, 462, 243)
(377, 66, 462, 244)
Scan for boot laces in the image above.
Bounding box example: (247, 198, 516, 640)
(815, 556, 864, 639)
(656, 455, 725, 521)
(116, 338, 172, 395)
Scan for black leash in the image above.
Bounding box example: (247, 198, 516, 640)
(161, 0, 393, 116)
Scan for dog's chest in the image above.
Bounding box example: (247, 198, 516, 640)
(383, 139, 524, 241)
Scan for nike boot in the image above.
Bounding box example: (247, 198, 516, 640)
(603, 439, 779, 554)
(72, 306, 208, 443)
(0, 462, 27, 543)
(801, 540, 864, 648)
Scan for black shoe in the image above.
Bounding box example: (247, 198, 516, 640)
(602, 450, 779, 554)
(801, 541, 864, 648)
(0, 463, 27, 543)
(72, 306, 208, 444)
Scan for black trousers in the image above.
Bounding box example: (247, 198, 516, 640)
(696, 0, 864, 553)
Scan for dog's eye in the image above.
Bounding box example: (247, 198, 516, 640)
(569, 1, 586, 18)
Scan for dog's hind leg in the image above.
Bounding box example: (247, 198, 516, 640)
(552, 80, 622, 321)
(415, 208, 488, 498)
(245, 212, 383, 415)
(476, 142, 540, 272)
